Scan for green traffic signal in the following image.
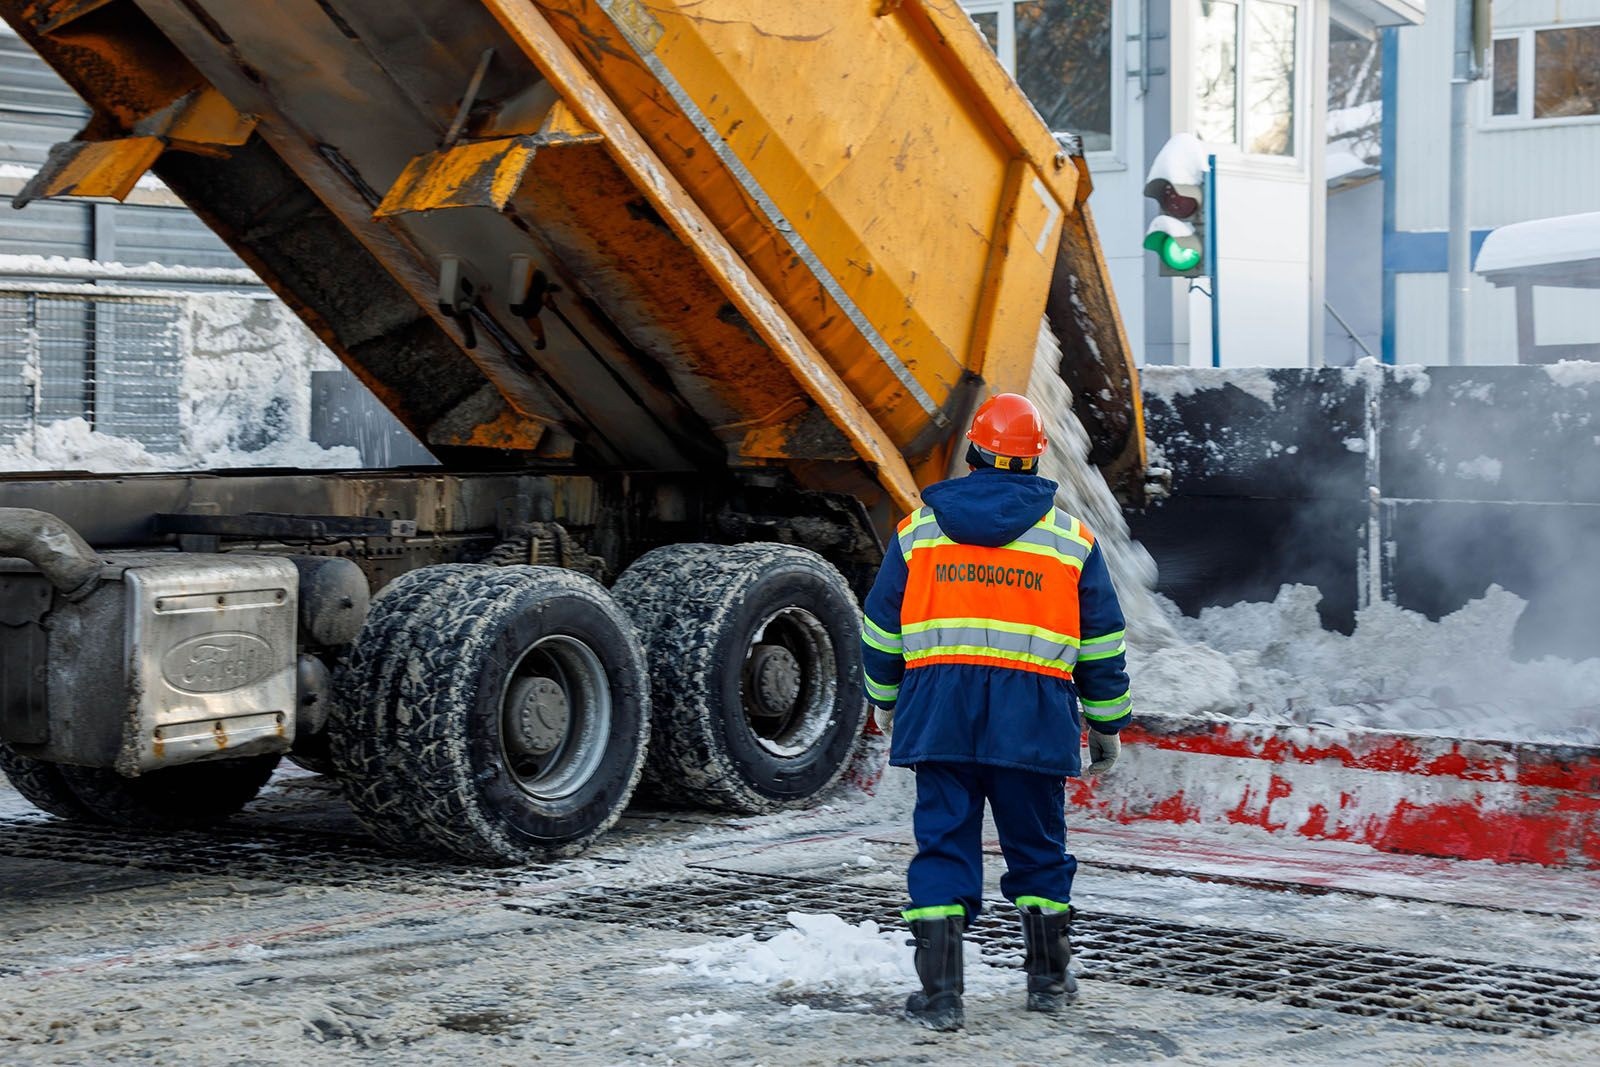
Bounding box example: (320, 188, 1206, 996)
(1143, 230, 1203, 273)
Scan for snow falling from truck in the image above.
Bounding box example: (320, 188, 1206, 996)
(1027, 330, 1600, 746)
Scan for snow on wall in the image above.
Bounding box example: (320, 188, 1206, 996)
(1134, 363, 1600, 744)
(0, 290, 358, 472)
(1545, 360, 1600, 388)
(1128, 584, 1600, 747)
(1141, 365, 1280, 407)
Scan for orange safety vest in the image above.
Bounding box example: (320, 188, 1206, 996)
(894, 505, 1097, 681)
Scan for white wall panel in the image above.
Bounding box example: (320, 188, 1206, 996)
(1395, 0, 1600, 233)
(1395, 271, 1521, 364)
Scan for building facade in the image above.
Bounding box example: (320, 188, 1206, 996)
(1385, 0, 1600, 365)
(963, 0, 1421, 368)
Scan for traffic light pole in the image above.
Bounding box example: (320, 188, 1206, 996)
(1206, 154, 1219, 367)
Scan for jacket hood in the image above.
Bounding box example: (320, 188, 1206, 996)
(921, 467, 1059, 547)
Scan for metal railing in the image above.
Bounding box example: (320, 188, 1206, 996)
(0, 256, 265, 452)
(0, 287, 185, 450)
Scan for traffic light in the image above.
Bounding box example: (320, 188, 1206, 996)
(1143, 134, 1208, 278)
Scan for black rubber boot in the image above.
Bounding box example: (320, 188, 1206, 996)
(904, 915, 965, 1031)
(1020, 905, 1078, 1012)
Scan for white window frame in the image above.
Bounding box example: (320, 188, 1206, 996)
(1189, 0, 1309, 170)
(1481, 22, 1600, 131)
(961, 0, 1127, 169)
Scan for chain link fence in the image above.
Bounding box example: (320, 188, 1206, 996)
(0, 286, 185, 451)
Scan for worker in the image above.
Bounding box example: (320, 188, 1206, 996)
(861, 392, 1132, 1032)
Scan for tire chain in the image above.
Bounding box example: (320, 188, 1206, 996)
(614, 542, 863, 814)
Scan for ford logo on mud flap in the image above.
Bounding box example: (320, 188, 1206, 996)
(161, 632, 277, 693)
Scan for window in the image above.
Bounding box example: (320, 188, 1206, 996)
(1192, 0, 1301, 158)
(1194, 1, 1239, 144)
(1487, 24, 1600, 124)
(971, 10, 1000, 50)
(1492, 37, 1520, 116)
(963, 0, 1116, 153)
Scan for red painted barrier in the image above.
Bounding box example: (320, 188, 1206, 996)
(1071, 714, 1600, 869)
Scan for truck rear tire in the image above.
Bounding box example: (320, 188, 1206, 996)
(332, 565, 650, 864)
(56, 754, 281, 830)
(328, 563, 483, 850)
(0, 743, 100, 821)
(613, 543, 866, 814)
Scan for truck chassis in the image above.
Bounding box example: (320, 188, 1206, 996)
(0, 469, 878, 863)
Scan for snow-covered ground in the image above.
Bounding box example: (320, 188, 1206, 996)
(2, 764, 1598, 1065)
(0, 415, 359, 473)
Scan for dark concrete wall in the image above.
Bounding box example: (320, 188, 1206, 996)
(1132, 365, 1600, 659)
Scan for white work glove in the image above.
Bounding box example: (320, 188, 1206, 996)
(1086, 729, 1120, 776)
(873, 704, 894, 735)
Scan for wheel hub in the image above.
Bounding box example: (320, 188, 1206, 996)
(748, 644, 802, 718)
(506, 676, 569, 756)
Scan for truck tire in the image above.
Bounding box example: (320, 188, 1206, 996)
(57, 754, 281, 830)
(0, 743, 100, 821)
(333, 565, 650, 864)
(329, 564, 484, 850)
(613, 543, 866, 813)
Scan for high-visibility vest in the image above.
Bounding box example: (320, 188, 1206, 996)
(894, 505, 1109, 681)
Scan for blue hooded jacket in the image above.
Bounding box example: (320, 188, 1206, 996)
(861, 467, 1131, 777)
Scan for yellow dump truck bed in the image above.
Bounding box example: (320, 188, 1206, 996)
(3, 0, 1143, 526)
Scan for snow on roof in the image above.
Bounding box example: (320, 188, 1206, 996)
(1476, 212, 1600, 275)
(1326, 149, 1379, 188)
(1146, 132, 1209, 190)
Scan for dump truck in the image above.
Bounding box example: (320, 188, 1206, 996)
(0, 0, 1144, 864)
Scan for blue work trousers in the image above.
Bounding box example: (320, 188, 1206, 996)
(907, 762, 1076, 920)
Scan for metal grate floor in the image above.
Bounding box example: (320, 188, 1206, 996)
(525, 867, 1600, 1040)
(0, 811, 559, 893)
(6, 808, 1598, 1040)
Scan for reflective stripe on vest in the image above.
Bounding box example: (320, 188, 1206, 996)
(897, 507, 1092, 570)
(896, 506, 1092, 680)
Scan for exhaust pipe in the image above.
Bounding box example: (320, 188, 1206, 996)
(0, 508, 103, 601)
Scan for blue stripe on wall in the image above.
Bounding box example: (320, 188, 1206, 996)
(1383, 229, 1494, 273)
(1380, 27, 1399, 365)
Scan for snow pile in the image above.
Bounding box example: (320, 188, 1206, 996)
(1130, 584, 1600, 745)
(0, 418, 165, 472)
(1545, 360, 1600, 388)
(0, 418, 359, 473)
(663, 912, 1009, 997)
(0, 292, 363, 473)
(665, 913, 912, 995)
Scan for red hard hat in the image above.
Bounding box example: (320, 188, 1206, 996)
(968, 393, 1048, 459)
